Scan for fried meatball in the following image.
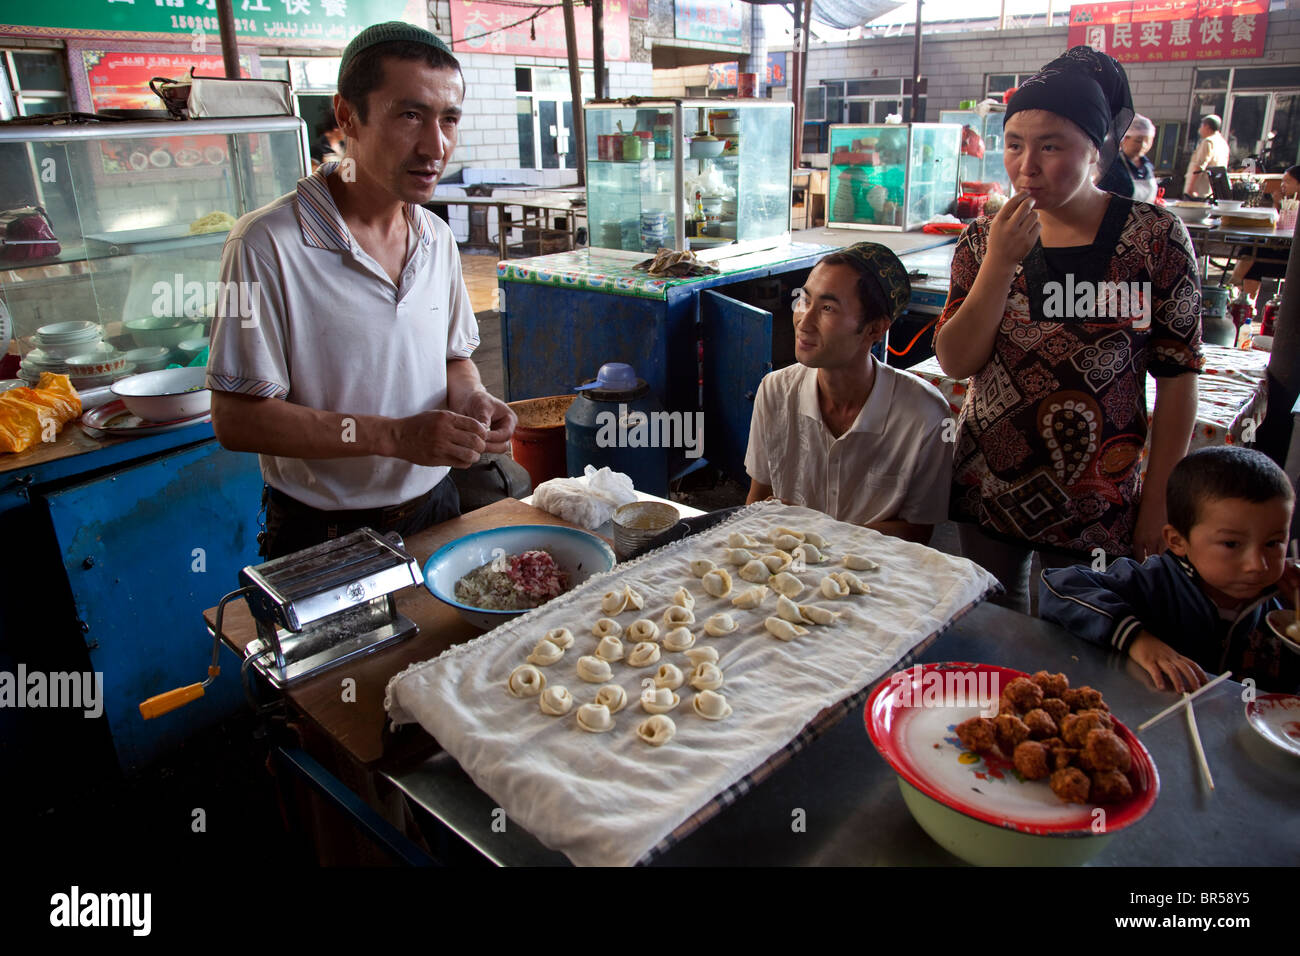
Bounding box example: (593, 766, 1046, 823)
(1023, 707, 1058, 740)
(1049, 766, 1092, 804)
(1084, 728, 1132, 773)
(1062, 685, 1106, 712)
(1013, 740, 1051, 780)
(994, 713, 1031, 755)
(1051, 744, 1078, 771)
(955, 716, 997, 753)
(997, 694, 1020, 717)
(1090, 770, 1134, 804)
(1031, 670, 1069, 698)
(1040, 697, 1070, 725)
(1062, 710, 1112, 747)
(1002, 676, 1045, 712)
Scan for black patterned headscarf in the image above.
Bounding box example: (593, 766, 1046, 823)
(1006, 46, 1134, 172)
(820, 241, 911, 324)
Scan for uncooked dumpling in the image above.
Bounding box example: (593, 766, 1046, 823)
(731, 585, 768, 609)
(842, 553, 879, 571)
(507, 664, 547, 697)
(764, 616, 809, 641)
(544, 627, 575, 649)
(727, 531, 762, 549)
(703, 612, 738, 636)
(773, 533, 803, 551)
(662, 605, 695, 629)
(640, 686, 680, 713)
(684, 646, 720, 667)
(725, 548, 757, 565)
(804, 531, 829, 550)
(820, 575, 851, 599)
(662, 627, 696, 651)
(770, 571, 805, 598)
(762, 551, 793, 574)
(654, 662, 685, 690)
(793, 543, 825, 565)
(693, 689, 733, 720)
(627, 641, 661, 667)
(774, 526, 806, 543)
(799, 603, 840, 625)
(526, 638, 565, 666)
(600, 584, 644, 615)
(838, 570, 871, 594)
(739, 559, 771, 583)
(776, 593, 804, 623)
(690, 558, 716, 578)
(595, 634, 625, 662)
(702, 567, 733, 598)
(594, 683, 627, 714)
(592, 618, 622, 638)
(672, 587, 696, 610)
(627, 618, 659, 642)
(539, 685, 573, 715)
(636, 714, 676, 746)
(576, 655, 613, 683)
(689, 661, 724, 690)
(576, 702, 615, 732)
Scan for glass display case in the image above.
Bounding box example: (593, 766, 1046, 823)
(0, 116, 307, 384)
(583, 99, 793, 254)
(826, 123, 962, 231)
(939, 109, 1009, 192)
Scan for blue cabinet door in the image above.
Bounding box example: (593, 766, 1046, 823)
(701, 290, 772, 483)
(44, 440, 264, 771)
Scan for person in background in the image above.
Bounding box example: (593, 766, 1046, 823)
(934, 47, 1202, 614)
(1228, 164, 1299, 306)
(744, 242, 953, 544)
(1041, 446, 1300, 693)
(208, 22, 515, 559)
(1184, 114, 1230, 199)
(310, 113, 346, 169)
(1097, 113, 1157, 203)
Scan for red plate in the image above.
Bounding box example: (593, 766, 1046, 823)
(865, 662, 1159, 836)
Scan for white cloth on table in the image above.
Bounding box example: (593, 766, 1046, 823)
(385, 502, 997, 866)
(206, 162, 480, 511)
(744, 358, 953, 527)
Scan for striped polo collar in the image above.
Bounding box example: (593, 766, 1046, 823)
(294, 162, 433, 253)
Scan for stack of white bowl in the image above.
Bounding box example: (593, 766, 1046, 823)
(20, 321, 103, 384)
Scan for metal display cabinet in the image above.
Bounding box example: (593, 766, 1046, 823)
(827, 123, 963, 231)
(497, 243, 834, 488)
(939, 110, 1010, 193)
(583, 99, 794, 255)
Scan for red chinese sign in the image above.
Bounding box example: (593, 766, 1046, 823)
(450, 0, 631, 60)
(1067, 1, 1268, 61)
(84, 50, 250, 112)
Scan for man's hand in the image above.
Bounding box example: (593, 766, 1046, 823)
(460, 388, 516, 454)
(394, 409, 489, 467)
(1129, 631, 1208, 692)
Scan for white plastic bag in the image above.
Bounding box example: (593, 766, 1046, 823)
(532, 465, 637, 530)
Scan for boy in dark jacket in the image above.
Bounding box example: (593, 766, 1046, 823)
(1040, 446, 1300, 693)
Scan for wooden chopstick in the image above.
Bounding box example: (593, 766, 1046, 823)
(1184, 692, 1215, 791)
(1138, 670, 1232, 732)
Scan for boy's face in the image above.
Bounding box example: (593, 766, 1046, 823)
(1163, 496, 1293, 607)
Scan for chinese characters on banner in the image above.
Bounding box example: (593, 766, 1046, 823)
(674, 0, 743, 46)
(706, 52, 787, 89)
(83, 50, 250, 111)
(450, 0, 631, 60)
(1067, 0, 1268, 61)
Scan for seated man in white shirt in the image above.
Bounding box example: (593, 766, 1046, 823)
(744, 242, 953, 543)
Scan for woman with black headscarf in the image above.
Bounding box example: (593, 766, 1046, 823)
(933, 46, 1202, 614)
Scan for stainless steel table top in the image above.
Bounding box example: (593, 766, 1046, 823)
(385, 601, 1300, 866)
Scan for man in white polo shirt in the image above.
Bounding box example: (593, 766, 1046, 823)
(207, 22, 515, 558)
(744, 243, 953, 543)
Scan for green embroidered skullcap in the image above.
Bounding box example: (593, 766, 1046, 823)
(825, 241, 911, 323)
(338, 21, 454, 85)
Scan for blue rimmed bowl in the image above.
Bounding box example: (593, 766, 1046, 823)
(423, 524, 615, 630)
